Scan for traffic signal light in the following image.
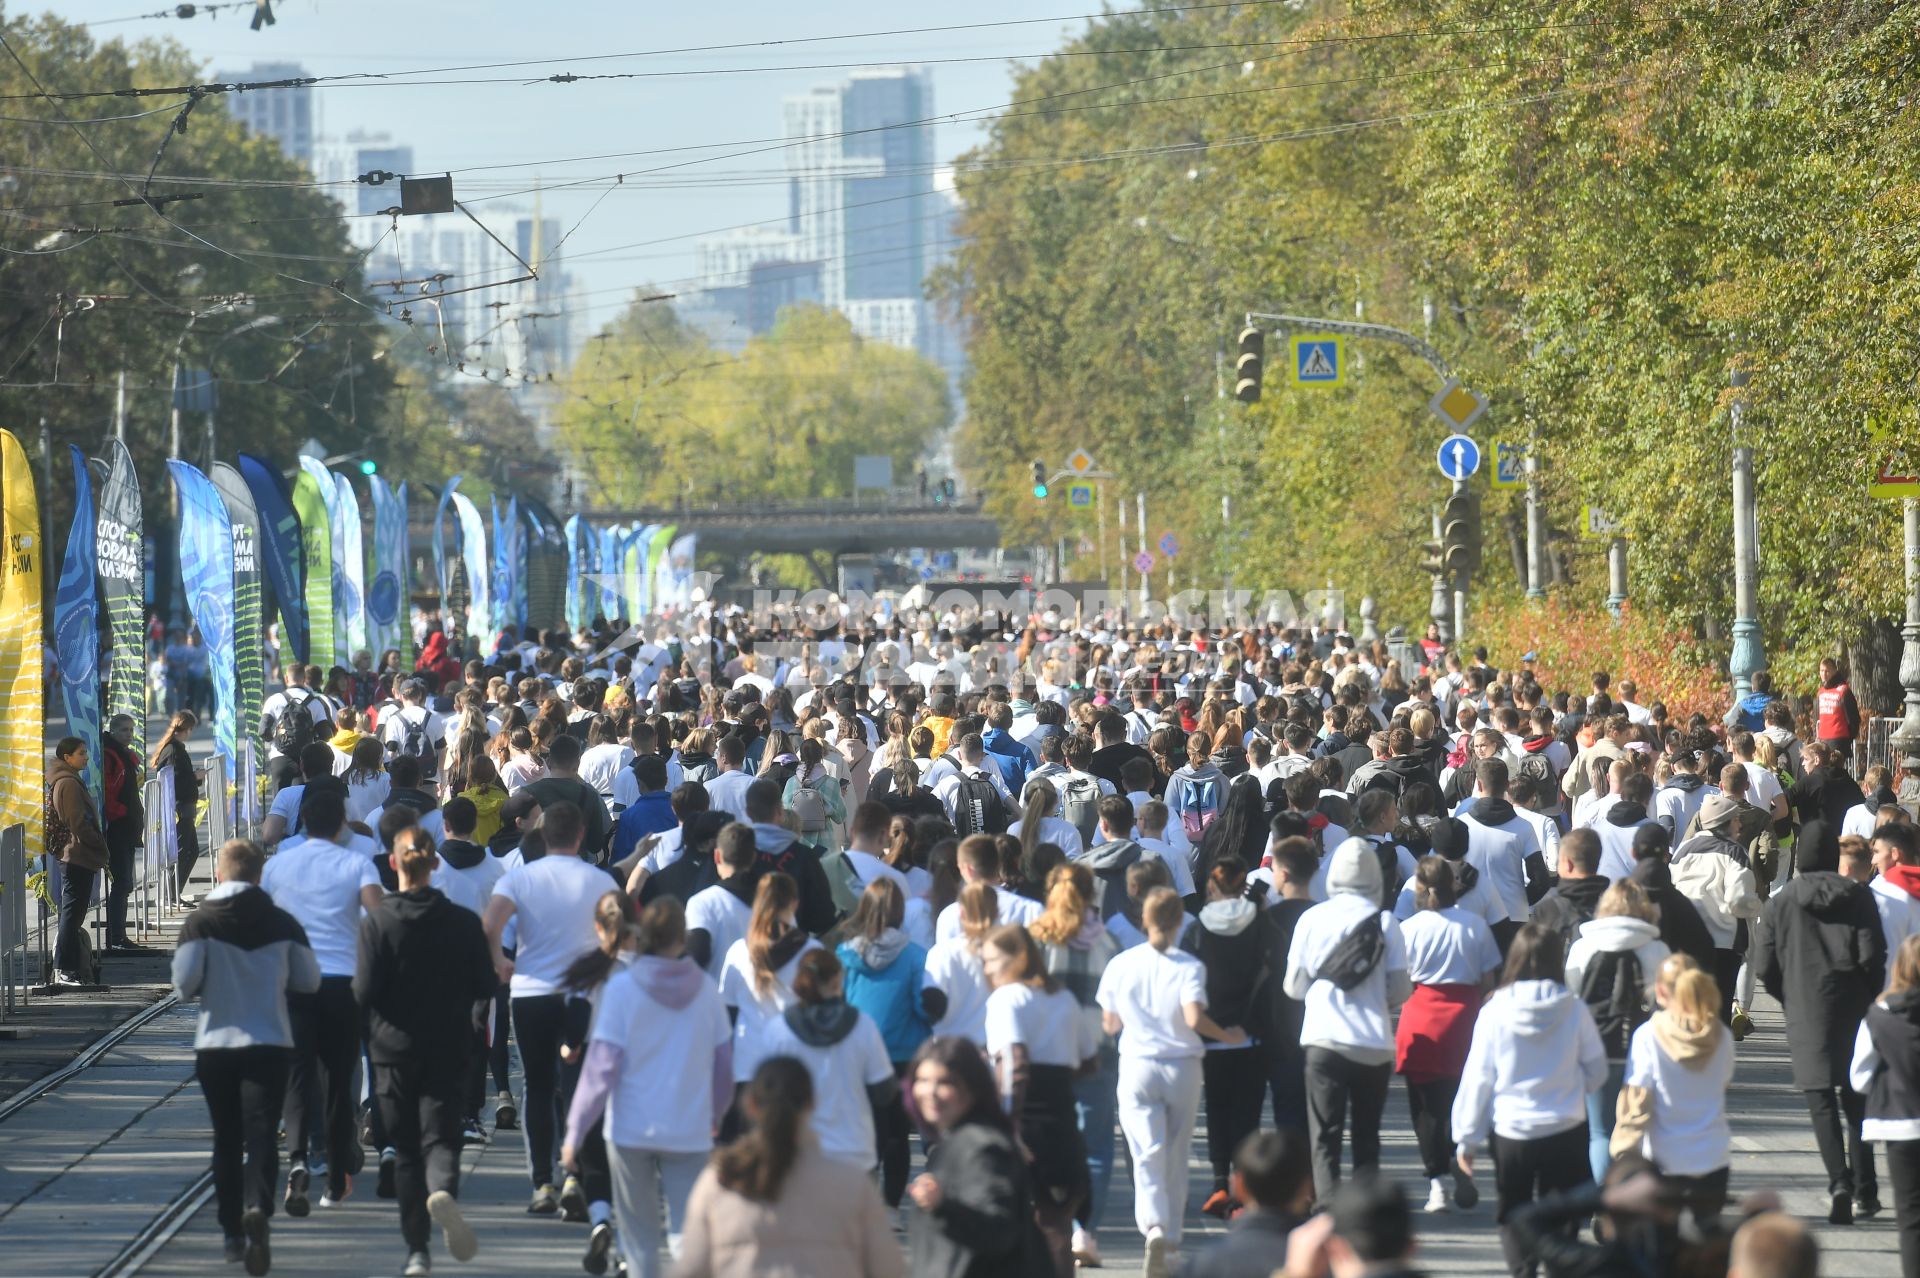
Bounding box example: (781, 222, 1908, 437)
(1441, 491, 1482, 575)
(1031, 461, 1049, 499)
(358, 458, 378, 476)
(1234, 325, 1265, 404)
(1418, 538, 1446, 576)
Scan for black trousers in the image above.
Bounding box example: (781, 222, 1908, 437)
(1268, 1047, 1308, 1137)
(1712, 949, 1741, 1025)
(1664, 1166, 1730, 1225)
(1885, 1139, 1920, 1278)
(175, 811, 201, 893)
(1492, 1124, 1593, 1278)
(198, 1046, 290, 1237)
(1491, 918, 1523, 957)
(1806, 1085, 1876, 1198)
(105, 819, 139, 943)
(373, 1055, 467, 1251)
(1203, 1047, 1269, 1186)
(55, 862, 95, 974)
(875, 1062, 913, 1208)
(268, 755, 299, 793)
(511, 993, 582, 1189)
(1303, 1047, 1391, 1202)
(487, 970, 513, 1095)
(1406, 1076, 1461, 1180)
(285, 976, 363, 1195)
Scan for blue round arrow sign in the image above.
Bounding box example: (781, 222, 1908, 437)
(1437, 434, 1482, 481)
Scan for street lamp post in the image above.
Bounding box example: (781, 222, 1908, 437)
(1728, 369, 1766, 702)
(1891, 496, 1920, 759)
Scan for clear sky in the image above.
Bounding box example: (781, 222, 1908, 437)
(30, 0, 1090, 334)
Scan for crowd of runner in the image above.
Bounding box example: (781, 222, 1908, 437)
(47, 608, 1920, 1278)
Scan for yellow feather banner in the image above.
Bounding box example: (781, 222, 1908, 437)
(0, 429, 44, 862)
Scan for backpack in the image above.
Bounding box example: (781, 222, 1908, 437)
(390, 707, 438, 779)
(1313, 911, 1385, 991)
(1059, 774, 1102, 846)
(1578, 948, 1648, 1058)
(1180, 775, 1221, 843)
(818, 850, 866, 915)
(44, 779, 73, 863)
(274, 688, 319, 757)
(789, 770, 829, 834)
(951, 771, 1009, 837)
(1517, 750, 1558, 791)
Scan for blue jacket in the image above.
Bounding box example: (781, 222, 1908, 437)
(837, 935, 931, 1063)
(610, 791, 676, 864)
(982, 728, 1035, 794)
(1725, 690, 1774, 733)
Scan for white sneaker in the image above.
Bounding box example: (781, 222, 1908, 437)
(1424, 1179, 1451, 1213)
(1143, 1228, 1170, 1278)
(1071, 1223, 1102, 1268)
(53, 969, 86, 987)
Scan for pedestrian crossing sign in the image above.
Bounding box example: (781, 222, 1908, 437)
(1492, 440, 1526, 490)
(1068, 484, 1094, 508)
(1290, 336, 1343, 386)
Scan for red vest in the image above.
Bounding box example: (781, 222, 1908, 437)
(1816, 684, 1853, 740)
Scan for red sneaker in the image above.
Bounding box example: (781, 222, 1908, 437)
(1202, 1188, 1233, 1219)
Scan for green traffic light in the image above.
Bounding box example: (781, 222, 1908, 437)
(359, 458, 378, 475)
(1033, 483, 1049, 498)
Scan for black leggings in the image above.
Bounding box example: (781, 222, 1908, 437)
(511, 993, 582, 1190)
(1493, 1124, 1593, 1278)
(1885, 1138, 1920, 1278)
(1406, 1076, 1461, 1180)
(285, 976, 363, 1196)
(1203, 1047, 1268, 1188)
(875, 1062, 913, 1208)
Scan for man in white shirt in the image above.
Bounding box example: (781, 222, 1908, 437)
(1615, 679, 1653, 726)
(379, 679, 446, 783)
(481, 802, 617, 1215)
(260, 788, 385, 1210)
(576, 717, 632, 801)
(260, 662, 333, 791)
(702, 736, 755, 823)
(933, 834, 1041, 943)
(1731, 731, 1788, 825)
(931, 733, 1017, 830)
(684, 824, 761, 979)
(1133, 798, 1196, 898)
(1454, 758, 1544, 948)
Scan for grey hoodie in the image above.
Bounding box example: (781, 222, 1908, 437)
(1074, 838, 1145, 921)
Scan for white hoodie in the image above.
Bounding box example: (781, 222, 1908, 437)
(1668, 838, 1761, 950)
(1564, 915, 1669, 1008)
(1283, 839, 1411, 1064)
(1451, 979, 1607, 1152)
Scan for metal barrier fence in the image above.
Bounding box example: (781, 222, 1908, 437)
(1, 824, 26, 1021)
(1864, 716, 1911, 779)
(136, 769, 179, 940)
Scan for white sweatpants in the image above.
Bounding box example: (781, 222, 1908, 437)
(1116, 1054, 1203, 1245)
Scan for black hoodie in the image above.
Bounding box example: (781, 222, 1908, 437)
(353, 887, 498, 1065)
(1531, 875, 1610, 951)
(1627, 858, 1716, 971)
(437, 838, 489, 872)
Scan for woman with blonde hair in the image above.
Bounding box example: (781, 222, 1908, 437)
(1851, 932, 1920, 1276)
(982, 924, 1090, 1277)
(1612, 952, 1734, 1226)
(922, 882, 998, 1047)
(1028, 863, 1120, 1263)
(1564, 879, 1671, 1185)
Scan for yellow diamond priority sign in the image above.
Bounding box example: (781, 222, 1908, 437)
(1429, 379, 1488, 431)
(1066, 448, 1097, 476)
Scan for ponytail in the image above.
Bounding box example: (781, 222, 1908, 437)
(1412, 855, 1457, 913)
(561, 890, 639, 992)
(712, 1056, 813, 1202)
(746, 872, 799, 996)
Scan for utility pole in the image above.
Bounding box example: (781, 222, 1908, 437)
(1607, 537, 1629, 617)
(1524, 446, 1546, 599)
(1451, 479, 1471, 642)
(1891, 496, 1920, 760)
(1136, 491, 1148, 615)
(1728, 369, 1765, 702)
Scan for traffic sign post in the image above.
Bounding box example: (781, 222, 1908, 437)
(1437, 434, 1481, 482)
(1158, 532, 1179, 558)
(1492, 440, 1526, 490)
(1428, 379, 1488, 431)
(1580, 505, 1625, 539)
(1289, 335, 1344, 386)
(1133, 551, 1155, 574)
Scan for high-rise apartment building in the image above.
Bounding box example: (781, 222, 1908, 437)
(213, 62, 315, 166)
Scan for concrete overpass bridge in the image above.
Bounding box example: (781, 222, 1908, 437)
(582, 496, 1003, 556)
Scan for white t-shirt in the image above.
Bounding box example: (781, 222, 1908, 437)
(261, 836, 380, 977)
(1095, 944, 1208, 1061)
(1135, 837, 1196, 898)
(1741, 762, 1784, 814)
(1107, 912, 1196, 951)
(490, 855, 614, 997)
(985, 983, 1088, 1069)
(756, 1009, 894, 1169)
(1623, 1016, 1733, 1176)
(717, 937, 823, 1082)
(261, 688, 331, 759)
(684, 885, 753, 982)
(1006, 817, 1085, 858)
(366, 803, 445, 845)
(591, 960, 733, 1153)
(704, 771, 756, 822)
(1400, 907, 1503, 986)
(579, 743, 633, 798)
(432, 850, 505, 917)
(380, 704, 446, 760)
(923, 939, 991, 1046)
(934, 889, 1042, 946)
(345, 773, 390, 825)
